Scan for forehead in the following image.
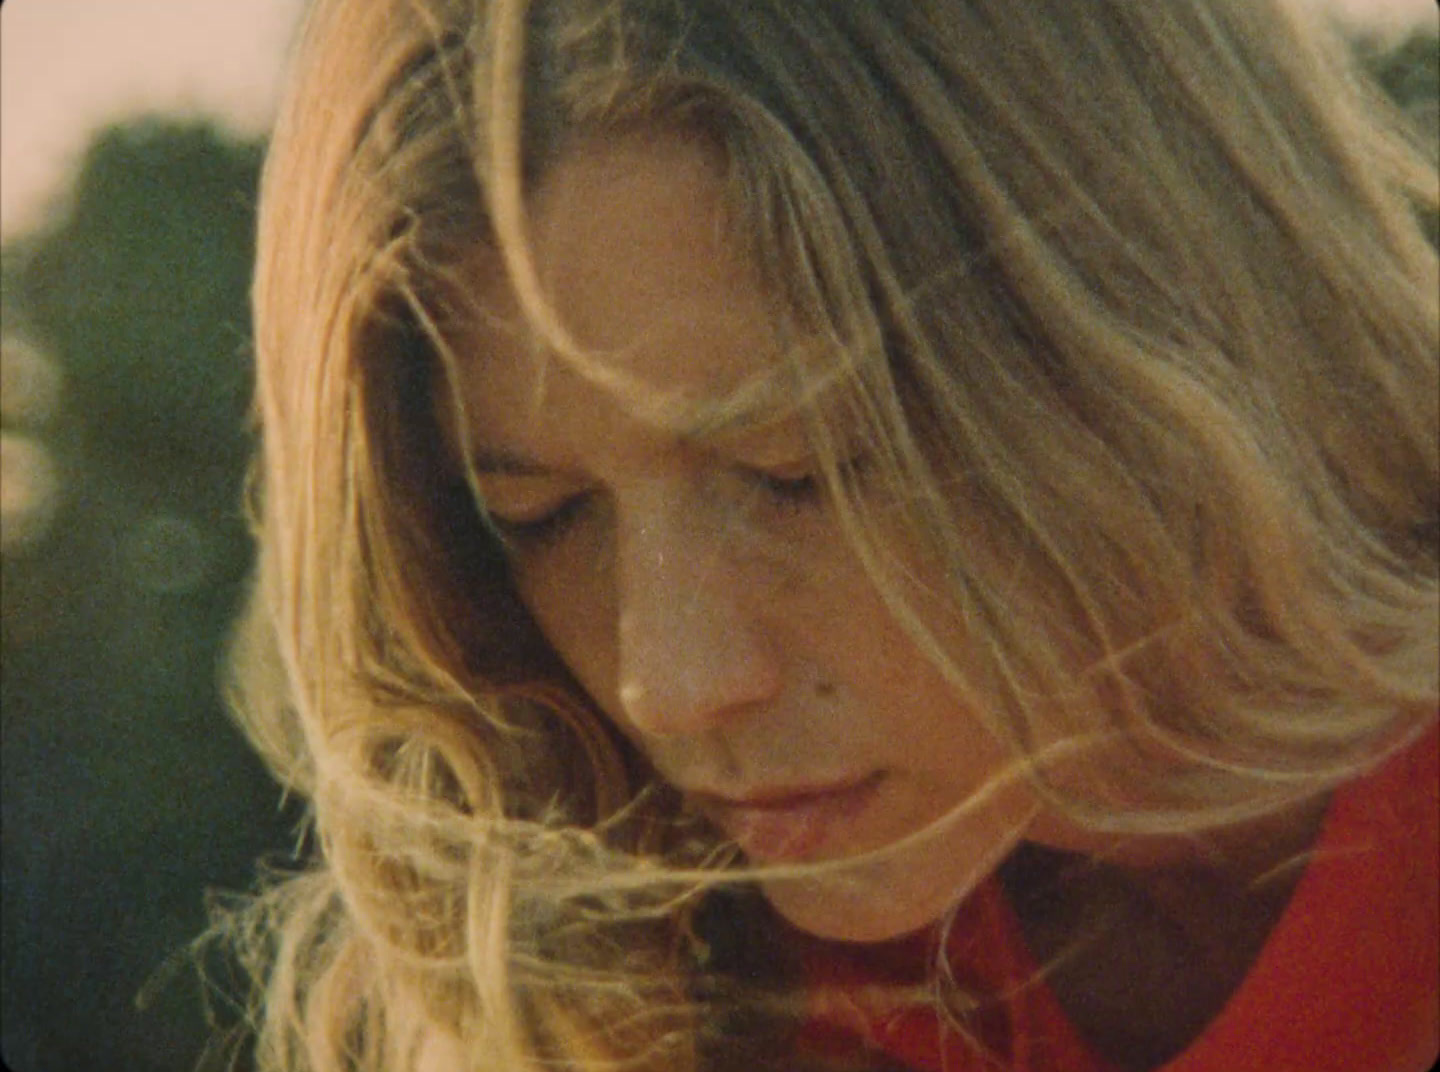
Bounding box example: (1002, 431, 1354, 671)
(446, 131, 808, 440)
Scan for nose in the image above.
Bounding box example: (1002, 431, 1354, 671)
(614, 507, 782, 738)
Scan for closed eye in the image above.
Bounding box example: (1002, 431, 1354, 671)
(485, 493, 592, 550)
(742, 452, 868, 514)
(747, 467, 825, 510)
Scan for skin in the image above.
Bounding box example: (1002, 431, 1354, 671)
(447, 131, 1044, 942)
(445, 130, 1328, 982)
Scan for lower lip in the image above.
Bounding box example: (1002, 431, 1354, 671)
(698, 775, 884, 863)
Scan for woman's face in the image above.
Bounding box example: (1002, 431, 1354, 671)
(447, 131, 1043, 942)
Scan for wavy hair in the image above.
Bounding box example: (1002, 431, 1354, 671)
(219, 0, 1439, 1068)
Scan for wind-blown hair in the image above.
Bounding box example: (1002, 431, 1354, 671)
(222, 0, 1439, 1068)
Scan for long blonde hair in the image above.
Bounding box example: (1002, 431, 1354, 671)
(221, 0, 1438, 1068)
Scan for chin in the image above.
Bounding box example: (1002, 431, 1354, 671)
(756, 807, 1035, 943)
(760, 864, 967, 944)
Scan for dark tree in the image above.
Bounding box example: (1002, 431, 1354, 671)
(2, 117, 298, 1072)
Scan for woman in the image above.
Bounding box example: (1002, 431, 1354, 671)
(223, 0, 1439, 1068)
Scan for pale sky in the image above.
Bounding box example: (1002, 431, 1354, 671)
(1, 0, 306, 237)
(1, 0, 1435, 239)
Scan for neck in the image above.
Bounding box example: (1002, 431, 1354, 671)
(1001, 793, 1331, 1071)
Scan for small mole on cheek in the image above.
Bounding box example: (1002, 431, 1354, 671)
(814, 681, 836, 699)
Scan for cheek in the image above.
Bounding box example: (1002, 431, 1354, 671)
(512, 561, 620, 709)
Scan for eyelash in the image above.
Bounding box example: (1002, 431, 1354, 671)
(749, 451, 870, 512)
(486, 494, 592, 551)
(747, 468, 826, 511)
(487, 456, 865, 553)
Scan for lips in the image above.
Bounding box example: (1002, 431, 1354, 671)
(690, 773, 884, 862)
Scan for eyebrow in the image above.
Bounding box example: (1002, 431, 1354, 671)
(469, 446, 557, 477)
(467, 412, 820, 480)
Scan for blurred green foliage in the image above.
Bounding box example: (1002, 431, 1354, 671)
(2, 118, 297, 1072)
(1357, 26, 1440, 121)
(5, 119, 260, 470)
(1360, 29, 1440, 246)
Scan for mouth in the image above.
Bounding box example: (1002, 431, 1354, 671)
(688, 773, 885, 863)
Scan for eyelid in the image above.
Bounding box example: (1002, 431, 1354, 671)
(737, 446, 869, 484)
(483, 491, 593, 550)
(737, 450, 870, 513)
(469, 470, 600, 553)
(744, 455, 820, 481)
(471, 472, 587, 519)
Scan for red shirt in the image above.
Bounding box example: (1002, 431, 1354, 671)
(800, 727, 1439, 1072)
